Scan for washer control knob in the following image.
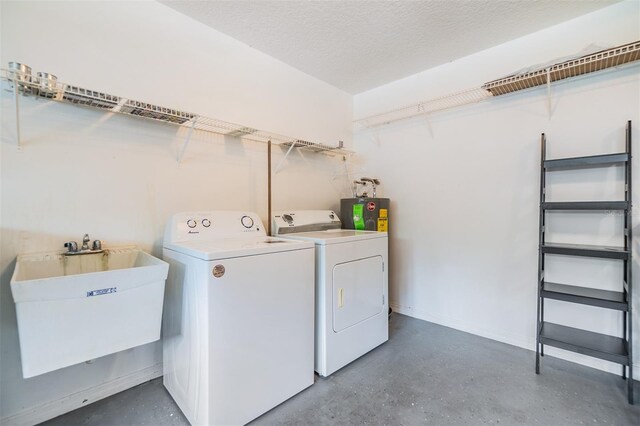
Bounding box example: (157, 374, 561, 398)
(282, 214, 293, 223)
(241, 215, 254, 228)
(202, 219, 211, 227)
(187, 219, 197, 228)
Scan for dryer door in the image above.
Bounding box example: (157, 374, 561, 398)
(332, 256, 384, 333)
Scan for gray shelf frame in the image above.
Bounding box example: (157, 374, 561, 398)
(535, 121, 634, 404)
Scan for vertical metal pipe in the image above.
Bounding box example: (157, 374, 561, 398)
(268, 140, 272, 236)
(546, 69, 552, 119)
(13, 80, 22, 149)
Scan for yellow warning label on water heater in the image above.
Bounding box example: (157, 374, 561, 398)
(379, 209, 388, 218)
(378, 218, 388, 232)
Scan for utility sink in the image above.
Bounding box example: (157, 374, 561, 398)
(10, 247, 169, 378)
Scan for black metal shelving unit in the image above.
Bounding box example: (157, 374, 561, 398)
(535, 121, 634, 404)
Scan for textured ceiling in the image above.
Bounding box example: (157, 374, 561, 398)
(160, 0, 620, 94)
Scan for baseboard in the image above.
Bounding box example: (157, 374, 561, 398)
(390, 302, 532, 349)
(1, 363, 163, 426)
(390, 303, 640, 377)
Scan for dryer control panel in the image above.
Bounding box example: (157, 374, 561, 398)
(272, 210, 341, 235)
(165, 211, 265, 242)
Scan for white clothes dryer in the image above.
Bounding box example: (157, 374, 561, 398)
(163, 211, 315, 425)
(273, 210, 388, 377)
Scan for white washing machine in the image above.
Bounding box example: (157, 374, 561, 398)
(162, 211, 315, 426)
(273, 210, 388, 377)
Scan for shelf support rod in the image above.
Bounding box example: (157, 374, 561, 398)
(178, 117, 198, 163)
(274, 140, 298, 174)
(13, 80, 22, 150)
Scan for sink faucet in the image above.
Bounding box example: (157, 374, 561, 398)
(64, 234, 103, 255)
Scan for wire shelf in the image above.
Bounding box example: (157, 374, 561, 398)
(190, 116, 294, 145)
(119, 100, 196, 124)
(353, 40, 640, 129)
(483, 40, 640, 96)
(1, 68, 352, 157)
(281, 139, 341, 153)
(62, 86, 121, 110)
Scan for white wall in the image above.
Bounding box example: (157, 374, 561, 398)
(353, 0, 640, 376)
(0, 1, 352, 424)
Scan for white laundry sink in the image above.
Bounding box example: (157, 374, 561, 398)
(10, 247, 168, 378)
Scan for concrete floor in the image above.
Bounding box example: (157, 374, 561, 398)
(44, 314, 639, 425)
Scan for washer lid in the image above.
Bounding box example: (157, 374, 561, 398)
(163, 236, 313, 260)
(280, 229, 387, 245)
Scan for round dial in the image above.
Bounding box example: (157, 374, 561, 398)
(282, 214, 293, 223)
(202, 219, 211, 227)
(186, 219, 197, 228)
(241, 215, 254, 228)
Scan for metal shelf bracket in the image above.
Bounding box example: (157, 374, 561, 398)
(274, 140, 298, 174)
(423, 114, 434, 138)
(177, 117, 198, 163)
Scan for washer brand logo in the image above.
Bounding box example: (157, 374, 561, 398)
(212, 265, 225, 278)
(86, 287, 117, 297)
(367, 201, 376, 211)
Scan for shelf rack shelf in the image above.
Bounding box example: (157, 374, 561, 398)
(1, 68, 353, 164)
(543, 152, 629, 170)
(541, 282, 628, 311)
(542, 201, 629, 211)
(541, 242, 629, 260)
(539, 322, 629, 366)
(535, 121, 634, 404)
